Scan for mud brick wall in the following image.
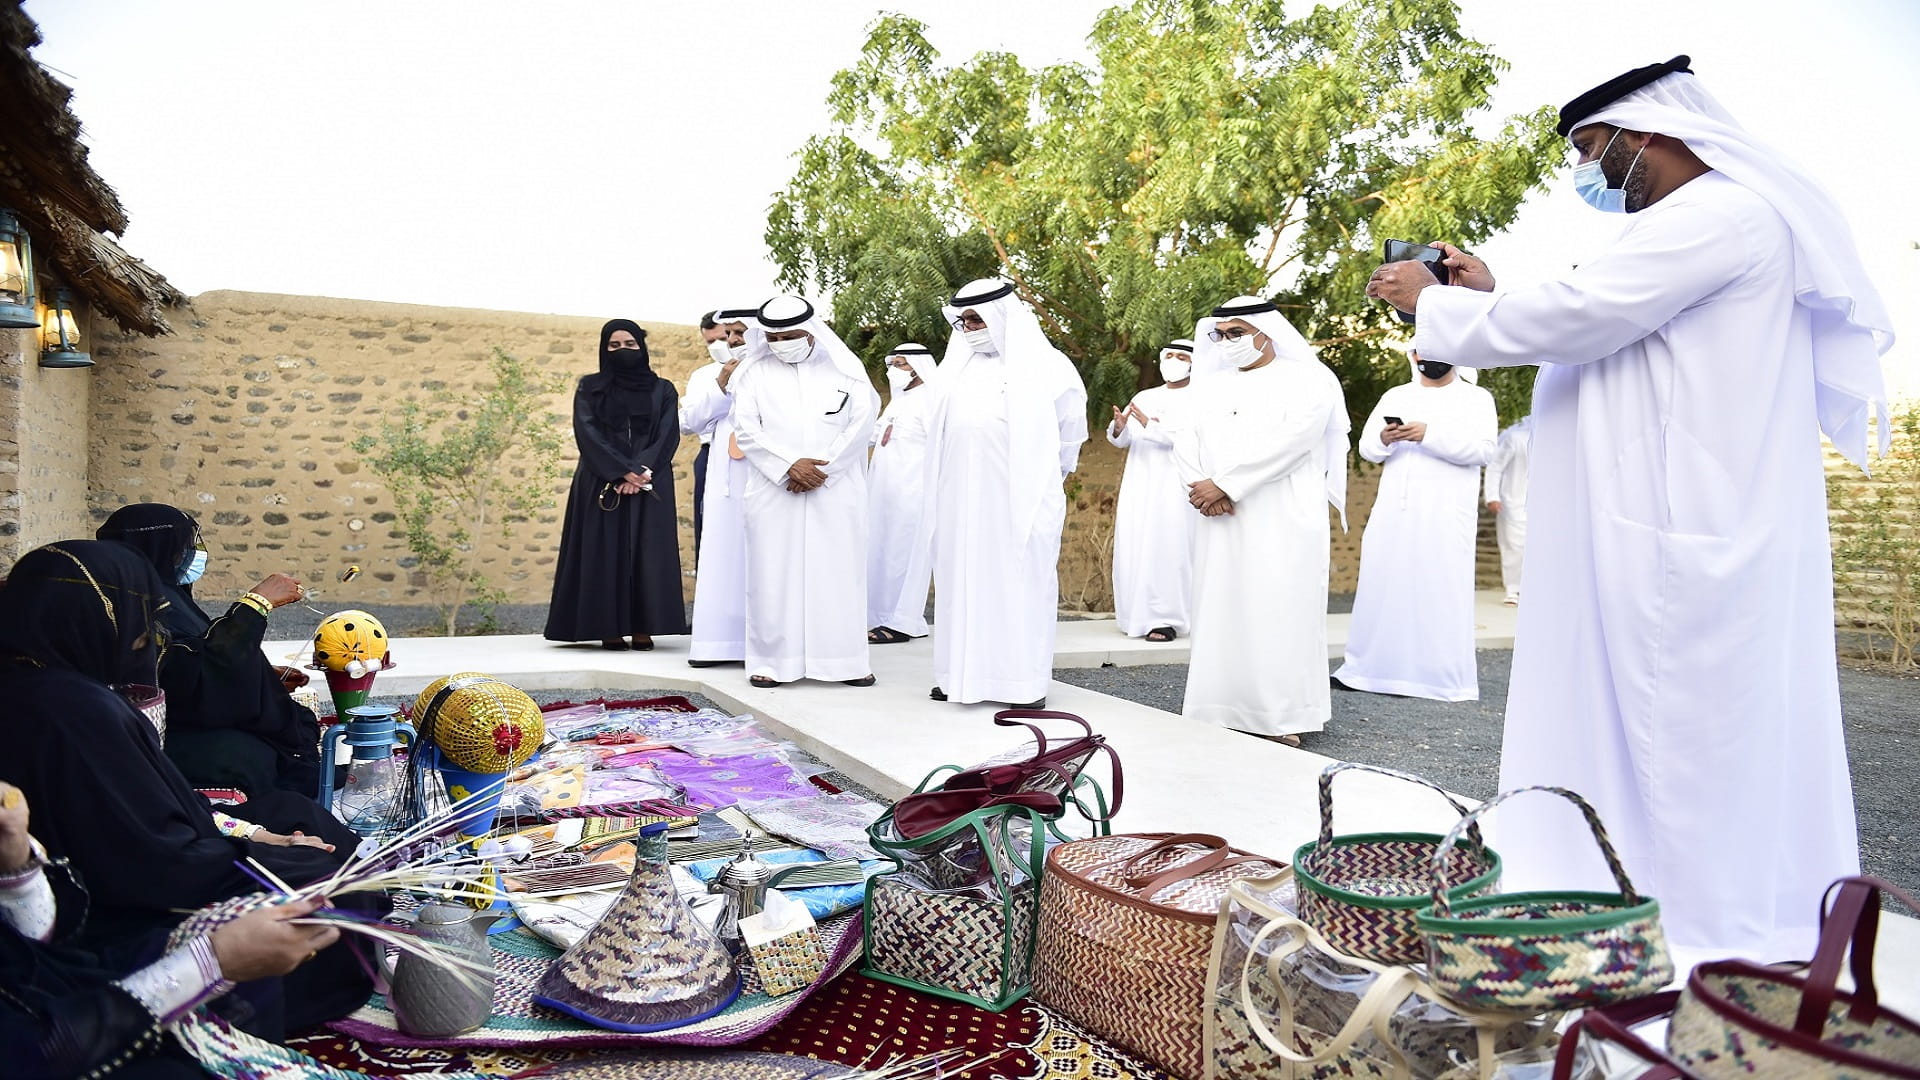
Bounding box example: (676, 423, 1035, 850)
(86, 291, 708, 610)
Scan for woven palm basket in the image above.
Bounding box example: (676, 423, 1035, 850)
(1292, 762, 1500, 964)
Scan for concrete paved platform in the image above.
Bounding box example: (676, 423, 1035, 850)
(267, 588, 1918, 1009)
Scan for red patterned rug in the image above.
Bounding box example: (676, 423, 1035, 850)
(290, 972, 1170, 1079)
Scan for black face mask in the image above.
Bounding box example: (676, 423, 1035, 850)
(1417, 360, 1454, 381)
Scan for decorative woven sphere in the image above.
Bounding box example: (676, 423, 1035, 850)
(311, 609, 391, 672)
(411, 672, 544, 773)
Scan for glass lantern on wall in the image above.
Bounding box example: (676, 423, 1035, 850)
(0, 208, 36, 329)
(39, 287, 92, 368)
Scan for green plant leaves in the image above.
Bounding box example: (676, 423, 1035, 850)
(766, 0, 1558, 426)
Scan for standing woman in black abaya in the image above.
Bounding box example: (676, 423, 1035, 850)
(545, 319, 687, 650)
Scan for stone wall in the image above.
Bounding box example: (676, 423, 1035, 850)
(88, 291, 709, 614)
(82, 290, 1502, 623)
(0, 320, 96, 565)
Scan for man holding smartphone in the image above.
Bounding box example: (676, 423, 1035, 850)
(1334, 354, 1496, 702)
(1364, 56, 1892, 958)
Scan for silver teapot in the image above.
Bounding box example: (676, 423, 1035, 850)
(375, 902, 501, 1036)
(708, 842, 777, 946)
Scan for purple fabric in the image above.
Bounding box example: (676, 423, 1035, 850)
(643, 750, 816, 807)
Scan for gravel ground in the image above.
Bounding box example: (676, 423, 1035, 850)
(1053, 650, 1919, 893)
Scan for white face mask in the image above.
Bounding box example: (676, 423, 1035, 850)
(885, 366, 914, 393)
(727, 343, 749, 362)
(768, 337, 813, 364)
(962, 328, 996, 353)
(706, 339, 731, 364)
(1217, 334, 1262, 370)
(1159, 355, 1192, 383)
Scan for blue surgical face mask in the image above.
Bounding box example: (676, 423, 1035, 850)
(1572, 128, 1643, 214)
(179, 548, 208, 585)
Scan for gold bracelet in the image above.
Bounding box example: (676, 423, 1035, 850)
(238, 593, 273, 616)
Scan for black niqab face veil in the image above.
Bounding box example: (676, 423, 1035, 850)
(594, 317, 660, 428)
(599, 319, 657, 390)
(0, 540, 171, 686)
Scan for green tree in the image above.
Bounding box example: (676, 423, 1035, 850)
(351, 348, 568, 636)
(767, 0, 1561, 425)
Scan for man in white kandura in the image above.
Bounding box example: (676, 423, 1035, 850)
(1109, 339, 1197, 643)
(1333, 353, 1497, 702)
(730, 295, 880, 688)
(1176, 296, 1349, 744)
(1484, 414, 1533, 606)
(1368, 55, 1892, 956)
(866, 343, 938, 645)
(918, 278, 1087, 708)
(683, 309, 728, 551)
(684, 306, 759, 668)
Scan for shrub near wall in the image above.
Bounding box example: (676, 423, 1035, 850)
(88, 291, 707, 616)
(1828, 410, 1920, 668)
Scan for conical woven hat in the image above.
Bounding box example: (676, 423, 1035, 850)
(533, 823, 740, 1032)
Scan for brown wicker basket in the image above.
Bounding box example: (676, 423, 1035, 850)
(1033, 832, 1286, 1080)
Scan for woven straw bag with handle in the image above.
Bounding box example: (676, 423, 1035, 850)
(1292, 762, 1502, 966)
(1550, 878, 1920, 1079)
(1671, 875, 1920, 1078)
(1033, 832, 1288, 1080)
(1417, 786, 1673, 1014)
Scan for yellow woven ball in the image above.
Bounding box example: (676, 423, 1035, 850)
(310, 609, 390, 673)
(411, 673, 544, 773)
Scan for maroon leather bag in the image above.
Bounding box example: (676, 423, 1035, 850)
(890, 710, 1123, 839)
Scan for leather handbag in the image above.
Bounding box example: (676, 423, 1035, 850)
(890, 710, 1122, 839)
(1034, 833, 1287, 1080)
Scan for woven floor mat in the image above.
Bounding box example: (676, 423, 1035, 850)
(295, 970, 1170, 1079)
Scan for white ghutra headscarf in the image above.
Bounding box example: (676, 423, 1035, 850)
(938, 278, 1088, 540)
(1191, 295, 1351, 528)
(1578, 71, 1894, 469)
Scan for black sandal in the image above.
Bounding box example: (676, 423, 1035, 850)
(601, 638, 630, 651)
(843, 675, 877, 687)
(868, 626, 913, 645)
(1144, 627, 1177, 642)
(630, 635, 655, 651)
(749, 675, 782, 689)
(929, 686, 947, 702)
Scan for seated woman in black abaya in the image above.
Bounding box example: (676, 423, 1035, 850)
(0, 541, 377, 1040)
(1, 780, 339, 1079)
(97, 503, 325, 799)
(544, 319, 688, 651)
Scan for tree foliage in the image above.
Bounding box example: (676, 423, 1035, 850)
(767, 0, 1560, 425)
(351, 348, 568, 635)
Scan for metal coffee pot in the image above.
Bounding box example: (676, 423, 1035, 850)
(375, 902, 501, 1036)
(708, 841, 777, 946)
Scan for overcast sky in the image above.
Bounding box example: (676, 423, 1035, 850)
(24, 0, 1919, 387)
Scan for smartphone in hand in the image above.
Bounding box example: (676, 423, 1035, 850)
(1381, 240, 1451, 324)
(1383, 416, 1404, 427)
